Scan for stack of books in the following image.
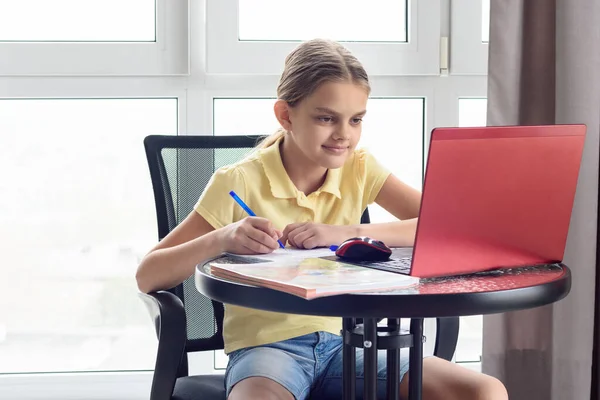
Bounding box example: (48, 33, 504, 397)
(207, 248, 419, 300)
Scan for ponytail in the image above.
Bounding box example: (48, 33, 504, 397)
(257, 128, 286, 149)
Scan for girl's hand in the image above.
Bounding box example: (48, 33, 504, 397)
(218, 217, 282, 255)
(281, 222, 354, 249)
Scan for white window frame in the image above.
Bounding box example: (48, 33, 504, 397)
(0, 372, 153, 400)
(206, 0, 441, 76)
(0, 0, 189, 76)
(450, 0, 488, 75)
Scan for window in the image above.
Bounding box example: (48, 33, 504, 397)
(206, 0, 441, 75)
(0, 98, 177, 373)
(238, 0, 407, 42)
(450, 0, 489, 75)
(452, 97, 488, 364)
(458, 98, 488, 127)
(213, 98, 280, 136)
(357, 98, 425, 222)
(0, 0, 187, 75)
(0, 0, 155, 41)
(482, 0, 490, 43)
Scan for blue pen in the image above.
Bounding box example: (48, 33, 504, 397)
(229, 190, 286, 249)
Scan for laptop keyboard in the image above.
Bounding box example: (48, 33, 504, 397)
(339, 257, 413, 275)
(324, 247, 415, 275)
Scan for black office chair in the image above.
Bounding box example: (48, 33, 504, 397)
(141, 134, 460, 400)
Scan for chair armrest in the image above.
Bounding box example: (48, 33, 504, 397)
(433, 317, 460, 362)
(140, 291, 188, 400)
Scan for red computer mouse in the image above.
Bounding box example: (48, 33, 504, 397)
(335, 237, 392, 262)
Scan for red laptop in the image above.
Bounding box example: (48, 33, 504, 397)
(378, 125, 586, 278)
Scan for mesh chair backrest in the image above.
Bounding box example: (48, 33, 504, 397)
(144, 135, 263, 352)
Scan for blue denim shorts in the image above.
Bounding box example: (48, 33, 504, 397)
(225, 331, 412, 400)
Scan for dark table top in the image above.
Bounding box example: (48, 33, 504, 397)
(195, 255, 571, 318)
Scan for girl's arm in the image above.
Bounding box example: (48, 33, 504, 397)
(136, 211, 282, 293)
(136, 211, 220, 293)
(351, 218, 418, 247)
(352, 173, 422, 247)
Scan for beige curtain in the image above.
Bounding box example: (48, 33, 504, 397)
(483, 0, 600, 399)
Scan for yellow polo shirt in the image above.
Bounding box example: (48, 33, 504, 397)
(194, 138, 391, 353)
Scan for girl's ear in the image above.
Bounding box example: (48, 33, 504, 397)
(274, 100, 293, 131)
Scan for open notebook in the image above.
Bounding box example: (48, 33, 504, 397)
(208, 248, 419, 300)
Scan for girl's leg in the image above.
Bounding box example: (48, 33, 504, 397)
(399, 356, 508, 400)
(229, 377, 295, 400)
(225, 333, 320, 400)
(314, 343, 507, 400)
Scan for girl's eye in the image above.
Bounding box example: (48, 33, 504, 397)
(317, 116, 333, 123)
(351, 118, 363, 125)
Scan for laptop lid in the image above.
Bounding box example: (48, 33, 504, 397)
(410, 124, 586, 278)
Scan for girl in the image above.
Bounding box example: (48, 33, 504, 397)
(136, 39, 508, 400)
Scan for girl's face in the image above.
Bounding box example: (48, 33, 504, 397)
(278, 81, 369, 169)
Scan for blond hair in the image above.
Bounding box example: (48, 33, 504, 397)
(258, 39, 371, 149)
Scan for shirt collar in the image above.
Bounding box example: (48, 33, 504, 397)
(259, 138, 343, 200)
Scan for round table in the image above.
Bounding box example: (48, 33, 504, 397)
(196, 258, 570, 400)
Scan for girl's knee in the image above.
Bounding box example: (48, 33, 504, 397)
(416, 357, 508, 400)
(474, 375, 508, 400)
(228, 377, 294, 400)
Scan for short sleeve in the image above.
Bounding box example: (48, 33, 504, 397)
(356, 149, 391, 209)
(194, 166, 246, 229)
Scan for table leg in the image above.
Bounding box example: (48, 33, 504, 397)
(409, 318, 424, 400)
(363, 318, 378, 400)
(342, 317, 356, 400)
(386, 318, 400, 400)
